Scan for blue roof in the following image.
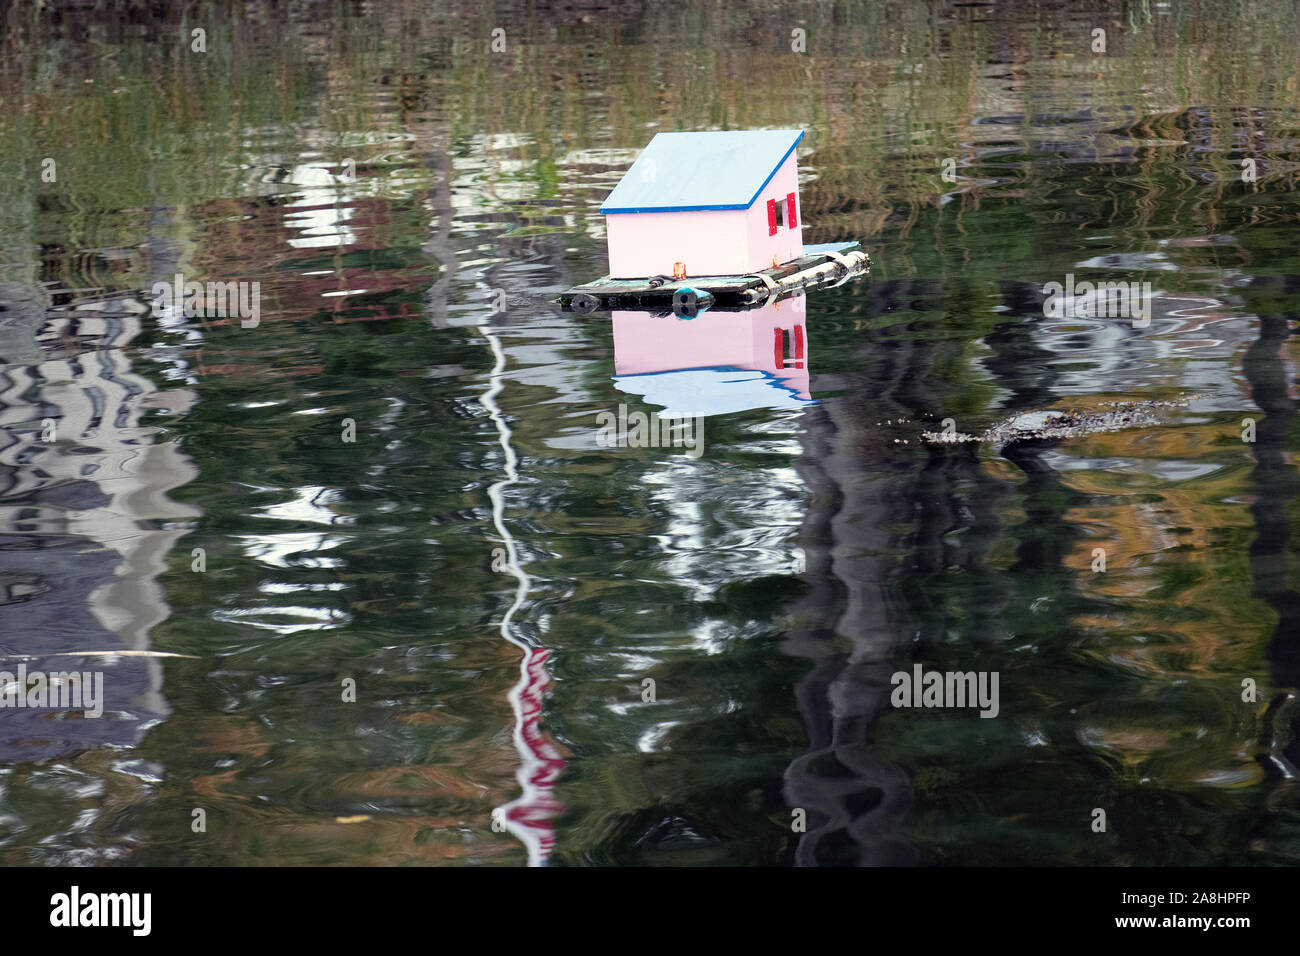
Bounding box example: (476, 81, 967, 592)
(600, 129, 804, 214)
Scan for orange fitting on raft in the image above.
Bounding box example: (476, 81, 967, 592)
(673, 262, 687, 280)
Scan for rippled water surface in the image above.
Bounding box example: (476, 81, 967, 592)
(2, 0, 1300, 866)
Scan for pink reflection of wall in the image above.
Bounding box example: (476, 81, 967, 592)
(611, 296, 811, 399)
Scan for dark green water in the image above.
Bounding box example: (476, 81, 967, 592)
(1, 0, 1299, 866)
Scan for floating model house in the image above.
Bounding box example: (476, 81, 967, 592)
(561, 128, 869, 313)
(600, 129, 806, 279)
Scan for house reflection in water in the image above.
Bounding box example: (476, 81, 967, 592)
(611, 294, 814, 417)
(0, 291, 197, 763)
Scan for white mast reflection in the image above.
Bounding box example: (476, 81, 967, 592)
(477, 322, 564, 866)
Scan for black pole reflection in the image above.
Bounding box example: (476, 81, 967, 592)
(1239, 275, 1300, 784)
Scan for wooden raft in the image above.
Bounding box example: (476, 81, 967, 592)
(560, 241, 870, 313)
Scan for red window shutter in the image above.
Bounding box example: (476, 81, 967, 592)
(787, 192, 798, 229)
(767, 198, 777, 236)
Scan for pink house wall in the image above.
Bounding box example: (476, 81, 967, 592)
(605, 154, 805, 278)
(606, 209, 749, 278)
(744, 153, 803, 272)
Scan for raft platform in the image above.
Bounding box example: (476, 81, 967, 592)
(560, 241, 869, 314)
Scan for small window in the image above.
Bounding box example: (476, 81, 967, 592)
(774, 200, 785, 228)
